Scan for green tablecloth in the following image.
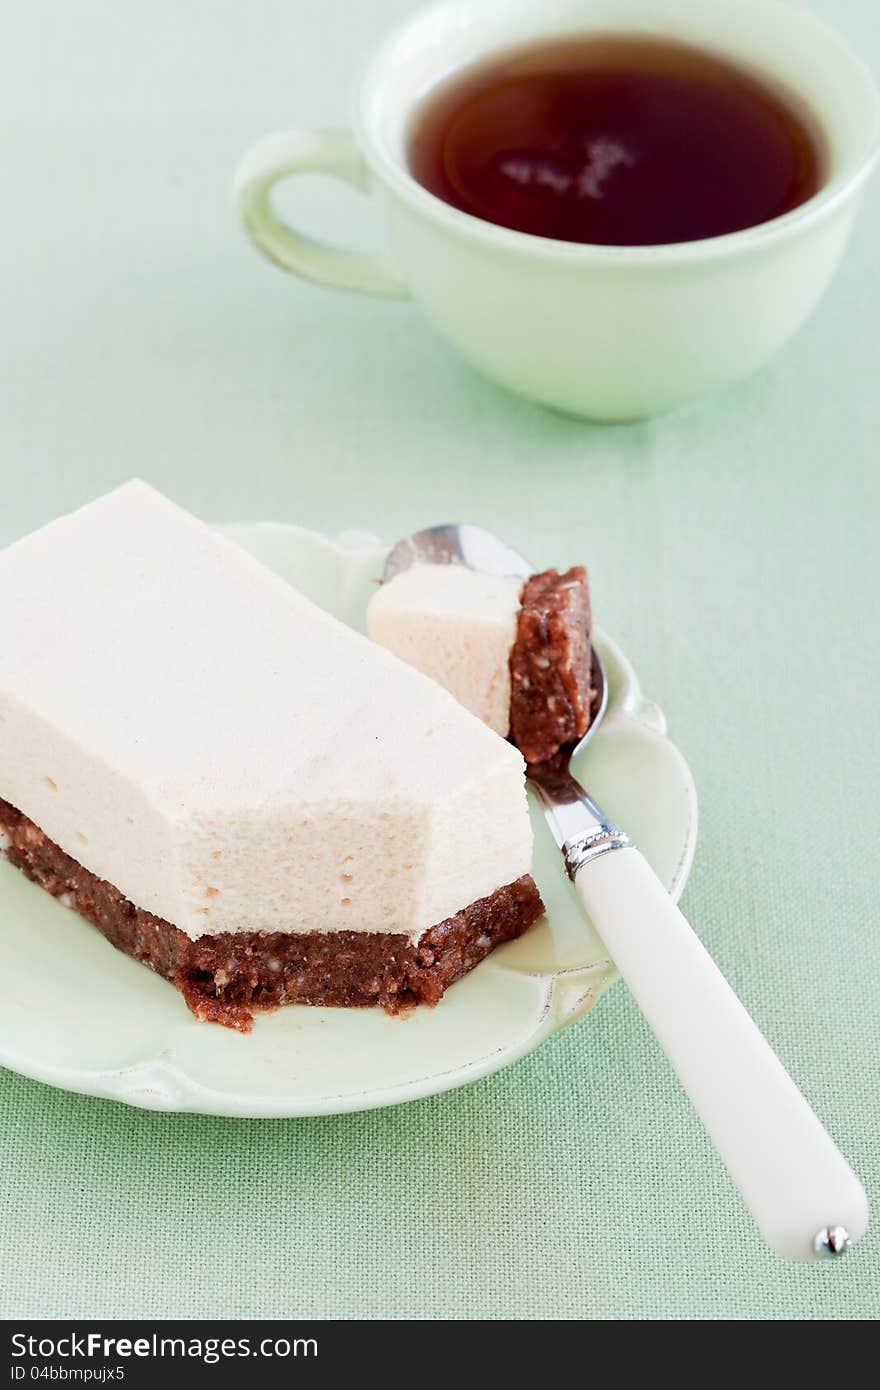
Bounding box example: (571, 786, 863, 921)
(1, 0, 878, 1321)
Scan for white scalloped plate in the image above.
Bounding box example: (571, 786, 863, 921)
(0, 524, 697, 1116)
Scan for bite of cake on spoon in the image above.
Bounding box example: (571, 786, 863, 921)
(367, 555, 595, 763)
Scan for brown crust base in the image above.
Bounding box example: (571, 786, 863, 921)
(0, 798, 544, 1033)
(508, 566, 594, 764)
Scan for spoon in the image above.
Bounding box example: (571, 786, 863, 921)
(383, 523, 868, 1261)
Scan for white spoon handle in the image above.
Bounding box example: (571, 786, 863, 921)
(575, 845, 868, 1260)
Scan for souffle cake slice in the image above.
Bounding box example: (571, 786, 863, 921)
(0, 482, 542, 1030)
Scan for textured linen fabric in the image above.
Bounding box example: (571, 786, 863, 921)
(1, 0, 879, 1321)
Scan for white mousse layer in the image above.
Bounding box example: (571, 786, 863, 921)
(0, 483, 532, 940)
(367, 563, 524, 736)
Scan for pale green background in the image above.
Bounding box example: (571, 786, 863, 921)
(1, 0, 878, 1321)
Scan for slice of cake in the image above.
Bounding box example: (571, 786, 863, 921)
(367, 562, 594, 763)
(0, 483, 543, 1031)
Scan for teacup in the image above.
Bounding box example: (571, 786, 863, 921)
(234, 0, 879, 420)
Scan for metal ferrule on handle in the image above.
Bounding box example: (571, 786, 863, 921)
(563, 827, 633, 879)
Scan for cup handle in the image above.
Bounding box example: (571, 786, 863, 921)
(233, 129, 409, 297)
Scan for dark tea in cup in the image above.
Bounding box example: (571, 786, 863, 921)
(407, 34, 825, 246)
